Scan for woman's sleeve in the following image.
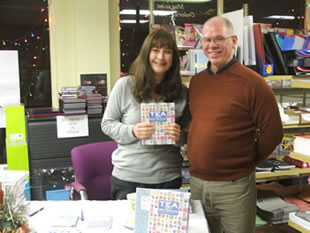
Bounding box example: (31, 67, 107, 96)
(101, 78, 138, 144)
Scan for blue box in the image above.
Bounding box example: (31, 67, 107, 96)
(24, 180, 31, 200)
(46, 189, 70, 201)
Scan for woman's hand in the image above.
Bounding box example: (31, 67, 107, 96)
(164, 123, 181, 141)
(133, 122, 156, 139)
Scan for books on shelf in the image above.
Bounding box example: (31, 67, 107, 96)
(141, 103, 175, 145)
(293, 135, 310, 156)
(134, 188, 191, 233)
(284, 154, 310, 168)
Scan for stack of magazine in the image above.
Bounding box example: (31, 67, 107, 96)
(256, 159, 295, 172)
(289, 211, 310, 230)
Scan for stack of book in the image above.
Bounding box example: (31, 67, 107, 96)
(289, 211, 310, 230)
(59, 97, 86, 115)
(256, 159, 295, 172)
(59, 87, 87, 115)
(60, 87, 79, 99)
(79, 86, 103, 115)
(84, 93, 103, 115)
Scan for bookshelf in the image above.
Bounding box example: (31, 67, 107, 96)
(256, 168, 310, 183)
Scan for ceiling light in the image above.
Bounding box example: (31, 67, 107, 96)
(155, 0, 211, 2)
(120, 19, 149, 24)
(120, 9, 176, 16)
(264, 15, 295, 20)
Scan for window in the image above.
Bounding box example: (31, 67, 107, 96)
(0, 0, 51, 107)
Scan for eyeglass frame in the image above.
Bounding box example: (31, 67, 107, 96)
(200, 35, 235, 45)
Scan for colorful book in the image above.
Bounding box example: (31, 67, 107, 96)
(141, 103, 175, 145)
(134, 188, 191, 233)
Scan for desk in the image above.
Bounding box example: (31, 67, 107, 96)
(26, 200, 209, 233)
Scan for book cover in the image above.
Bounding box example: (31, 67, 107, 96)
(141, 103, 175, 145)
(134, 188, 191, 233)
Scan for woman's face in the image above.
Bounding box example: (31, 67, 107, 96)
(149, 46, 173, 83)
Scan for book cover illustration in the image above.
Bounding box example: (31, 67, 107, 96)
(141, 103, 175, 145)
(134, 188, 191, 233)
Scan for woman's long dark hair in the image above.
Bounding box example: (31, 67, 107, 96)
(129, 28, 183, 103)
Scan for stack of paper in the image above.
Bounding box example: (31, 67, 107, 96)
(289, 211, 310, 230)
(293, 135, 310, 156)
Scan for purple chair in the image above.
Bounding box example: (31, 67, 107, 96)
(70, 141, 117, 200)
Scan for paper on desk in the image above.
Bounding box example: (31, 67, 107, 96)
(87, 216, 113, 229)
(50, 214, 80, 227)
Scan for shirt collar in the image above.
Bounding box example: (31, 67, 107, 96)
(207, 57, 238, 74)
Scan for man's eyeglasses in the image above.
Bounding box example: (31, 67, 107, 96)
(201, 36, 233, 45)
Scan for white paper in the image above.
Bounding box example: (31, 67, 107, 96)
(0, 107, 5, 128)
(56, 114, 89, 138)
(222, 9, 244, 63)
(301, 114, 310, 121)
(243, 15, 256, 66)
(0, 51, 20, 107)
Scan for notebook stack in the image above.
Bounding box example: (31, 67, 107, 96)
(84, 93, 103, 115)
(79, 86, 103, 115)
(59, 97, 86, 115)
(59, 87, 87, 115)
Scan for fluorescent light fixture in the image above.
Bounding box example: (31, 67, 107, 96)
(264, 15, 295, 20)
(120, 9, 176, 16)
(155, 0, 211, 2)
(120, 19, 149, 24)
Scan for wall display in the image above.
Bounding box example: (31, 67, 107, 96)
(80, 73, 107, 96)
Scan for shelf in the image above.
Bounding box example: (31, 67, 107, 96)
(290, 152, 310, 163)
(292, 79, 310, 89)
(256, 167, 310, 182)
(264, 75, 310, 81)
(264, 75, 297, 80)
(283, 124, 310, 129)
(288, 219, 310, 233)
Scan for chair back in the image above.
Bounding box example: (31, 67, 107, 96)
(71, 141, 117, 200)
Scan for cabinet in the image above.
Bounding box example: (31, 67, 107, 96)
(26, 115, 112, 200)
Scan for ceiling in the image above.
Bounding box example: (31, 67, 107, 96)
(0, 0, 305, 41)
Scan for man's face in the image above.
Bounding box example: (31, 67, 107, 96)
(201, 19, 237, 72)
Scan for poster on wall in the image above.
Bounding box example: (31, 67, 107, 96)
(0, 50, 21, 128)
(80, 73, 107, 96)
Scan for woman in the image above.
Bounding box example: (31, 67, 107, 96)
(101, 28, 190, 200)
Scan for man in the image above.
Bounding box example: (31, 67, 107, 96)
(187, 16, 283, 233)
